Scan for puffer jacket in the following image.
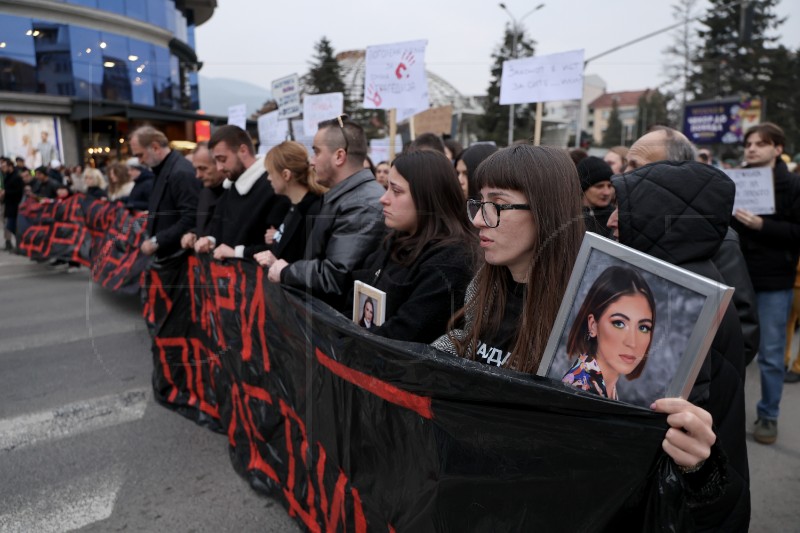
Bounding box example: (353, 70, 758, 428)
(281, 168, 385, 312)
(613, 160, 749, 532)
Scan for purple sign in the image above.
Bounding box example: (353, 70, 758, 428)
(682, 97, 762, 145)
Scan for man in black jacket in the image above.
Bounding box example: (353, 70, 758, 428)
(193, 126, 289, 260)
(625, 126, 760, 367)
(180, 141, 225, 250)
(130, 126, 200, 258)
(1, 157, 24, 251)
(731, 122, 800, 445)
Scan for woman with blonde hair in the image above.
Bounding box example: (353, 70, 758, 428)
(82, 168, 108, 200)
(604, 145, 629, 175)
(253, 141, 326, 265)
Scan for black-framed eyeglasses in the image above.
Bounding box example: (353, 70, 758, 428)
(336, 114, 349, 154)
(467, 199, 531, 228)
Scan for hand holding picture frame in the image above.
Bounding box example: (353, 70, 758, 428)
(353, 281, 386, 333)
(537, 233, 734, 408)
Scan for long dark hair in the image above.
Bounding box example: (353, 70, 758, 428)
(389, 150, 477, 267)
(449, 144, 585, 374)
(566, 266, 655, 379)
(455, 144, 498, 199)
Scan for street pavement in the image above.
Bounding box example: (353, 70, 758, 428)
(0, 246, 798, 531)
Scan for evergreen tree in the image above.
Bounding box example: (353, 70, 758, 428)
(602, 99, 623, 148)
(689, 0, 781, 100)
(637, 90, 670, 134)
(479, 24, 536, 146)
(306, 37, 351, 111)
(251, 99, 278, 120)
(661, 0, 701, 125)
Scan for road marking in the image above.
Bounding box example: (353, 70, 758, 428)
(0, 389, 149, 453)
(0, 469, 121, 532)
(0, 323, 145, 355)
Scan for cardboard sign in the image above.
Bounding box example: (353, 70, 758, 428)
(724, 167, 775, 215)
(500, 49, 584, 105)
(257, 110, 289, 154)
(272, 73, 302, 120)
(412, 105, 453, 136)
(227, 104, 247, 130)
(303, 92, 344, 137)
(363, 39, 429, 110)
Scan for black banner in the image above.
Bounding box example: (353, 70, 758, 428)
(143, 254, 686, 532)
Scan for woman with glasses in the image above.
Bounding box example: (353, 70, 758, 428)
(433, 145, 718, 497)
(351, 150, 477, 343)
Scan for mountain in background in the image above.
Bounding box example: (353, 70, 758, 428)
(198, 75, 270, 117)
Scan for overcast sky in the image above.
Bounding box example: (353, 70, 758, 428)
(196, 0, 799, 98)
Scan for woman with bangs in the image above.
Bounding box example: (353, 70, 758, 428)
(433, 144, 719, 490)
(351, 150, 477, 343)
(253, 141, 326, 266)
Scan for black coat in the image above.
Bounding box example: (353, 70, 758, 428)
(582, 204, 615, 238)
(126, 170, 155, 211)
(2, 169, 24, 219)
(244, 192, 322, 263)
(86, 186, 108, 200)
(210, 170, 290, 250)
(147, 150, 201, 258)
(731, 159, 800, 291)
(352, 238, 475, 344)
(613, 160, 749, 532)
(193, 184, 225, 238)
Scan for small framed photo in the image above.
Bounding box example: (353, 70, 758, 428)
(537, 233, 733, 408)
(353, 281, 386, 333)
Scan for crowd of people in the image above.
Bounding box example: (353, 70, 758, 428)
(3, 115, 800, 531)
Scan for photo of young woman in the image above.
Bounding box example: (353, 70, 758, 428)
(561, 266, 656, 400)
(358, 296, 377, 331)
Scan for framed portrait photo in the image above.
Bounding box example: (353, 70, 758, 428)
(353, 281, 386, 333)
(537, 233, 734, 408)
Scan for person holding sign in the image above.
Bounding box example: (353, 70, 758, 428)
(433, 146, 722, 529)
(351, 150, 477, 343)
(268, 116, 385, 312)
(731, 122, 800, 446)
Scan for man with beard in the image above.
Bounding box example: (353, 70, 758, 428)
(194, 125, 289, 260)
(130, 126, 200, 258)
(180, 142, 226, 250)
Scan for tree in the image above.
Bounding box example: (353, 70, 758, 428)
(306, 37, 351, 112)
(661, 0, 702, 125)
(602, 99, 623, 147)
(637, 90, 670, 135)
(250, 99, 277, 120)
(478, 24, 536, 146)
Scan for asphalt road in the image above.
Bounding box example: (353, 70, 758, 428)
(0, 248, 797, 532)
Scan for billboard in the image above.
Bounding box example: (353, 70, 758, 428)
(682, 97, 762, 145)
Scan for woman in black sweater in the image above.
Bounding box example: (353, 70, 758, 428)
(253, 141, 325, 266)
(352, 150, 478, 343)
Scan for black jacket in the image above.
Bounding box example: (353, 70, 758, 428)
(244, 191, 322, 263)
(582, 204, 615, 238)
(33, 177, 62, 199)
(352, 238, 475, 344)
(2, 169, 24, 219)
(126, 170, 155, 211)
(613, 160, 749, 532)
(147, 150, 201, 258)
(86, 186, 108, 200)
(731, 159, 800, 291)
(192, 184, 225, 238)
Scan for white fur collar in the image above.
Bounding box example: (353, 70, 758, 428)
(222, 156, 265, 195)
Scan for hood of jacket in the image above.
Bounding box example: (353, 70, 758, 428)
(612, 160, 734, 265)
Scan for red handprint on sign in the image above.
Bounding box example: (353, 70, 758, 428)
(366, 83, 382, 107)
(395, 51, 416, 79)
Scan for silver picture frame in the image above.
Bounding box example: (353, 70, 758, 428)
(537, 233, 734, 408)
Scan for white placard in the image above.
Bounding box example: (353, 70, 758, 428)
(500, 49, 584, 105)
(396, 104, 429, 123)
(227, 104, 247, 130)
(272, 73, 302, 120)
(303, 92, 344, 137)
(363, 39, 429, 110)
(290, 119, 315, 157)
(257, 110, 289, 155)
(724, 167, 775, 215)
(369, 135, 404, 163)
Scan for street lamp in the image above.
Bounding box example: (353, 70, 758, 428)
(499, 2, 545, 146)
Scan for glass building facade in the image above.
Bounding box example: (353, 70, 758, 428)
(0, 0, 200, 110)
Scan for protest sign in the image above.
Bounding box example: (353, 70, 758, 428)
(257, 110, 289, 155)
(272, 73, 302, 120)
(363, 40, 429, 111)
(302, 92, 344, 137)
(500, 49, 584, 105)
(396, 103, 429, 123)
(227, 104, 247, 130)
(369, 135, 403, 163)
(411, 105, 453, 137)
(683, 97, 762, 145)
(724, 166, 775, 215)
